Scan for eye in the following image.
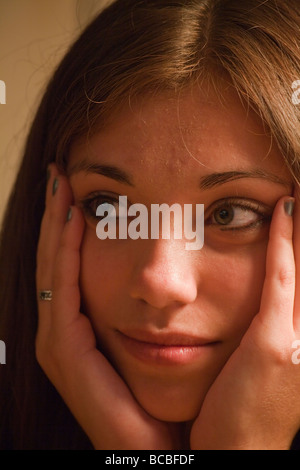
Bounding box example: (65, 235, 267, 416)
(206, 198, 272, 231)
(80, 192, 128, 222)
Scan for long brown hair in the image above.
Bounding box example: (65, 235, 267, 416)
(1, 0, 300, 449)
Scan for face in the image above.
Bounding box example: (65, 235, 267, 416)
(68, 83, 293, 422)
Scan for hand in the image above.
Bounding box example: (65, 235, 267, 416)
(191, 189, 300, 450)
(35, 164, 178, 450)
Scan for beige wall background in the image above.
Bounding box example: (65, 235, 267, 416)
(0, 0, 113, 224)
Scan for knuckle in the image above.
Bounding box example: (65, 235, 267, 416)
(245, 318, 293, 366)
(59, 232, 70, 251)
(48, 202, 63, 225)
(35, 332, 59, 371)
(262, 337, 292, 366)
(36, 347, 62, 387)
(36, 254, 55, 281)
(269, 345, 290, 365)
(277, 267, 294, 287)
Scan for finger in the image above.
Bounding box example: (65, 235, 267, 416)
(258, 196, 295, 335)
(293, 183, 300, 331)
(36, 167, 73, 287)
(36, 167, 73, 331)
(51, 205, 85, 328)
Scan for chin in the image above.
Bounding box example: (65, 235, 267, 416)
(141, 401, 201, 423)
(128, 379, 208, 423)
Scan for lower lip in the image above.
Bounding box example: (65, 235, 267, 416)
(118, 332, 218, 366)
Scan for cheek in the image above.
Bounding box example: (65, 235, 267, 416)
(79, 229, 129, 320)
(202, 241, 267, 339)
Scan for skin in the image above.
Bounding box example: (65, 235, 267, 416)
(36, 83, 300, 449)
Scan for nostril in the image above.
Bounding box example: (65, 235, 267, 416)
(129, 264, 198, 309)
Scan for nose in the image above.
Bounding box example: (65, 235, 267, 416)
(129, 238, 198, 309)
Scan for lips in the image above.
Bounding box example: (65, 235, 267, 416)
(119, 329, 215, 346)
(117, 329, 220, 366)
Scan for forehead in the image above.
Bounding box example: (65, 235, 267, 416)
(69, 82, 291, 186)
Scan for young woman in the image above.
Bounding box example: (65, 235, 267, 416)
(1, 0, 300, 450)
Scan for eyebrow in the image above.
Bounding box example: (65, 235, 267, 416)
(69, 160, 291, 190)
(68, 161, 134, 186)
(199, 169, 291, 189)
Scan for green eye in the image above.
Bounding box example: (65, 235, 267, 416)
(207, 198, 272, 231)
(213, 206, 234, 225)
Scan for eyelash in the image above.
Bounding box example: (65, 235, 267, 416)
(205, 198, 272, 231)
(80, 192, 120, 220)
(79, 193, 272, 231)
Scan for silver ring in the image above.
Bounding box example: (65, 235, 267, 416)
(39, 290, 53, 301)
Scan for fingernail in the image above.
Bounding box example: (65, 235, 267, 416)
(284, 199, 295, 216)
(52, 178, 58, 196)
(66, 207, 72, 222)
